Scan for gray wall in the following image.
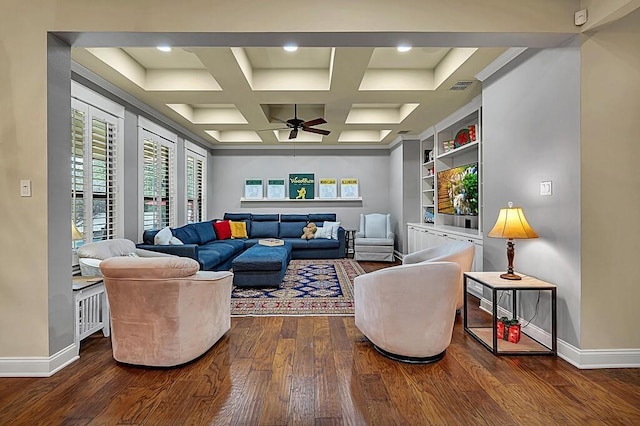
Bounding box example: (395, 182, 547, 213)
(389, 139, 421, 254)
(482, 40, 581, 346)
(209, 149, 390, 230)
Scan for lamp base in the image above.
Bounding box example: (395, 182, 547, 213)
(500, 272, 522, 280)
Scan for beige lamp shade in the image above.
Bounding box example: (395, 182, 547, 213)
(487, 203, 538, 240)
(72, 221, 84, 241)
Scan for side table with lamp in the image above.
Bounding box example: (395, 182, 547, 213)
(463, 202, 557, 356)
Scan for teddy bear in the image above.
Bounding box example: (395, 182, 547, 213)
(301, 222, 318, 240)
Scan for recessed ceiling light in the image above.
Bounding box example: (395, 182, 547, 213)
(157, 46, 172, 52)
(283, 45, 298, 52)
(397, 45, 412, 53)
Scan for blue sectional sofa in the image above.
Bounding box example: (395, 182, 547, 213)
(137, 213, 346, 271)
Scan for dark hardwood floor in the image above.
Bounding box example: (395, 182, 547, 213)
(1, 260, 639, 425)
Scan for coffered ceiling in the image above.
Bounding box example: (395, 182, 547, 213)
(72, 45, 508, 148)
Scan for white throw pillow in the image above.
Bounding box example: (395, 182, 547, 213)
(154, 226, 173, 245)
(323, 221, 341, 240)
(170, 236, 184, 245)
(314, 226, 332, 239)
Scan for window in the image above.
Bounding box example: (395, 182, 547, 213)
(185, 141, 207, 223)
(139, 117, 177, 230)
(71, 83, 123, 248)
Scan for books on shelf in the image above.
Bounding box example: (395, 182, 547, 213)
(258, 238, 284, 246)
(267, 179, 286, 199)
(244, 179, 263, 199)
(340, 178, 359, 198)
(319, 178, 337, 199)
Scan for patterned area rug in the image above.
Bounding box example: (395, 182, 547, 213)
(231, 259, 364, 316)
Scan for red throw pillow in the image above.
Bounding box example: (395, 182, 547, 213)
(213, 220, 232, 240)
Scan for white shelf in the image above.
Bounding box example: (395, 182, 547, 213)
(437, 141, 479, 160)
(240, 197, 363, 202)
(421, 160, 434, 167)
(422, 189, 434, 193)
(422, 175, 435, 179)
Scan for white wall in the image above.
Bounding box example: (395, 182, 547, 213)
(482, 40, 581, 346)
(209, 149, 390, 230)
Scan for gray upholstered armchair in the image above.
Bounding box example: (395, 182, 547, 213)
(354, 213, 395, 262)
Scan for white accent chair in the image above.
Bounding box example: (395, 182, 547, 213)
(402, 241, 475, 310)
(354, 213, 395, 262)
(77, 238, 174, 276)
(354, 261, 461, 363)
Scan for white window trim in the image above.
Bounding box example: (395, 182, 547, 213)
(138, 117, 178, 232)
(71, 89, 124, 247)
(185, 140, 208, 223)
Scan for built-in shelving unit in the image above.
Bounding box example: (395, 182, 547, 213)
(409, 96, 484, 279)
(418, 95, 482, 232)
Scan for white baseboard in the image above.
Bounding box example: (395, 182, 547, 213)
(0, 343, 79, 377)
(478, 298, 640, 369)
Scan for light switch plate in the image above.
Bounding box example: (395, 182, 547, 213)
(20, 180, 31, 197)
(540, 181, 552, 196)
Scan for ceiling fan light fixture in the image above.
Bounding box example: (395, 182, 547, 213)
(157, 46, 172, 52)
(397, 45, 412, 53)
(283, 44, 298, 52)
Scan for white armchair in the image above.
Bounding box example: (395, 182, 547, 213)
(77, 238, 174, 276)
(402, 241, 474, 310)
(354, 261, 461, 363)
(354, 213, 395, 262)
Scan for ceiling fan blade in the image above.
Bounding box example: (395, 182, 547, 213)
(302, 127, 330, 136)
(289, 128, 298, 139)
(302, 118, 326, 127)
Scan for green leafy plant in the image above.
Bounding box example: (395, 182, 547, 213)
(461, 171, 478, 214)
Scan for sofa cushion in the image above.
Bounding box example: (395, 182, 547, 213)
(307, 238, 340, 249)
(142, 229, 159, 245)
(309, 213, 336, 223)
(250, 221, 279, 238)
(193, 220, 216, 244)
(213, 220, 232, 240)
(197, 242, 238, 270)
(280, 238, 310, 249)
(252, 213, 279, 222)
(171, 224, 199, 245)
(279, 221, 307, 238)
(280, 214, 309, 222)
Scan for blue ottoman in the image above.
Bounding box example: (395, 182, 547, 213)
(231, 242, 292, 287)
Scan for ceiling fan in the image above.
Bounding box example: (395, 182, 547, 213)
(276, 104, 331, 140)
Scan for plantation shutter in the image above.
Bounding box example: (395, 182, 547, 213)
(71, 96, 121, 246)
(141, 125, 176, 230)
(185, 143, 206, 223)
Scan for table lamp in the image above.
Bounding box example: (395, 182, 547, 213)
(72, 220, 83, 248)
(487, 202, 538, 280)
